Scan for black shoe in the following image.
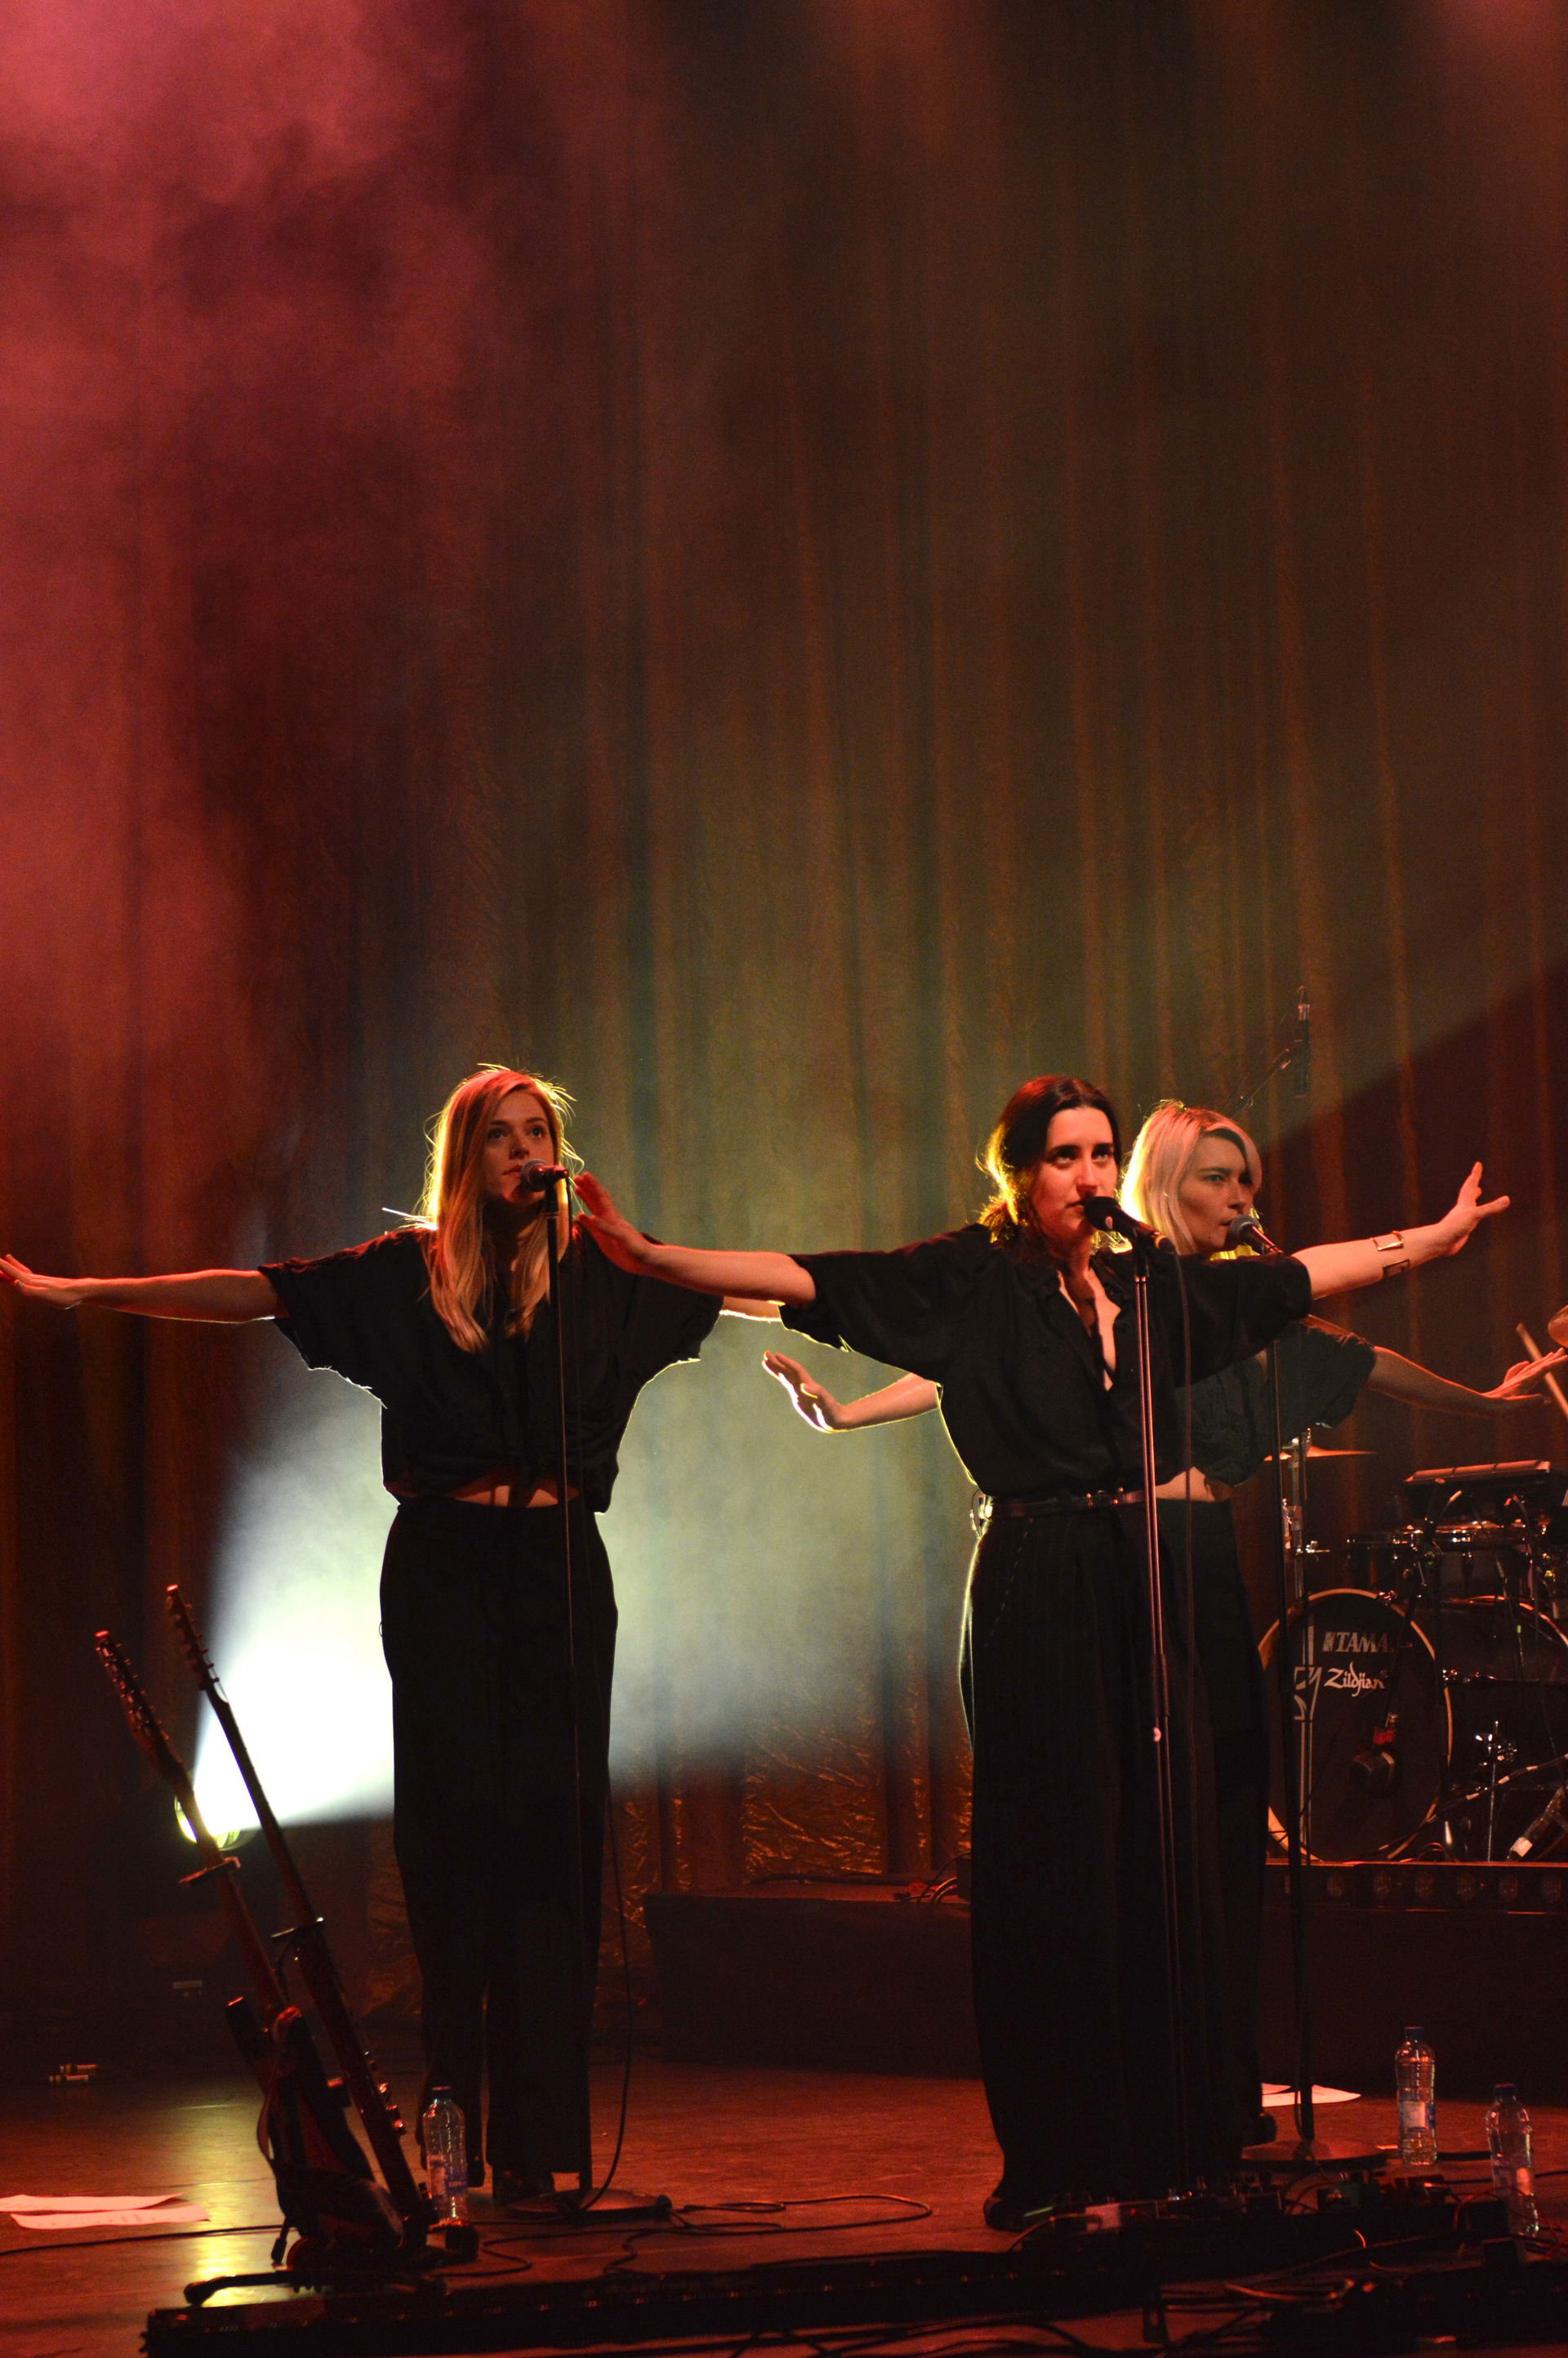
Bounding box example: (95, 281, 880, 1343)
(492, 2164, 557, 2208)
(983, 2182, 1055, 2233)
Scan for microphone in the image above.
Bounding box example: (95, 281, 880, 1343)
(1508, 1782, 1568, 1861)
(1226, 1210, 1286, 1257)
(1296, 985, 1311, 1101)
(517, 1160, 570, 1191)
(1082, 1197, 1166, 1250)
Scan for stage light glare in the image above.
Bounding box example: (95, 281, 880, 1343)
(195, 1374, 395, 1828)
(173, 1801, 247, 1852)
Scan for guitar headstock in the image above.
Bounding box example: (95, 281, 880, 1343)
(96, 1629, 181, 1781)
(165, 1584, 218, 1692)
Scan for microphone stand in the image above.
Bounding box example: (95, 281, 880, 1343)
(543, 1179, 595, 2203)
(538, 1175, 670, 2226)
(1128, 1226, 1192, 2192)
(1084, 1201, 1191, 2189)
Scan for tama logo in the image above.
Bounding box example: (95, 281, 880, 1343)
(1319, 1629, 1394, 1655)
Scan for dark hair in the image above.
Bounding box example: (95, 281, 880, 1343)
(978, 1073, 1123, 1248)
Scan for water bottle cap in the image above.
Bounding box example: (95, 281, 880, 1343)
(1402, 2025, 1425, 2040)
(1493, 2081, 1517, 2097)
(429, 2084, 452, 2100)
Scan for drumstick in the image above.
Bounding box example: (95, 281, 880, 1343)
(1516, 1324, 1568, 1427)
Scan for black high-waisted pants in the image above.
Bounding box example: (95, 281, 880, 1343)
(379, 1495, 616, 2182)
(1157, 1498, 1272, 2137)
(960, 1504, 1247, 2205)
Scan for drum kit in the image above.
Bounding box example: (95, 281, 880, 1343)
(1263, 1458, 1568, 1865)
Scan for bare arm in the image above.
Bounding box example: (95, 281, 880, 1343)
(764, 1351, 938, 1433)
(0, 1255, 280, 1323)
(1366, 1343, 1564, 1415)
(574, 1175, 816, 1304)
(1293, 1164, 1508, 1299)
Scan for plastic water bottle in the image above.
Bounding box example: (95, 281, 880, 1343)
(421, 2087, 469, 2226)
(1395, 2026, 1437, 2165)
(1486, 2083, 1539, 2237)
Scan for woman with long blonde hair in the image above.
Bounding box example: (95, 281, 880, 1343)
(2, 1064, 750, 2202)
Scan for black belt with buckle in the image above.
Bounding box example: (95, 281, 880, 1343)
(983, 1488, 1139, 1520)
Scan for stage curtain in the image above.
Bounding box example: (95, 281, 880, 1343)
(2, 0, 1567, 2022)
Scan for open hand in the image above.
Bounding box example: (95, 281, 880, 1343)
(763, 1350, 846, 1432)
(1426, 1164, 1510, 1259)
(1486, 1348, 1568, 1402)
(572, 1173, 655, 1276)
(0, 1255, 91, 1309)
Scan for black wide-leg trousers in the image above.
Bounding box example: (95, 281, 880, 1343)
(1159, 1498, 1272, 2138)
(960, 1505, 1248, 2206)
(380, 1495, 616, 2182)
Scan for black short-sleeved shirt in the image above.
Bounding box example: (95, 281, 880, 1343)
(780, 1225, 1312, 1499)
(1182, 1315, 1377, 1489)
(262, 1227, 720, 1510)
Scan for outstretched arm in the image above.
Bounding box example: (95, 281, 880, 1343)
(0, 1255, 279, 1322)
(1365, 1342, 1567, 1415)
(764, 1351, 938, 1433)
(1293, 1165, 1508, 1299)
(574, 1174, 816, 1304)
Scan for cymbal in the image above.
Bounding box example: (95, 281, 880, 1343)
(1548, 1305, 1568, 1348)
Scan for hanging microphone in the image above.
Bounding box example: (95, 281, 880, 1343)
(1226, 1209, 1286, 1257)
(517, 1160, 570, 1191)
(1296, 985, 1311, 1101)
(1082, 1197, 1167, 1250)
(1508, 1782, 1568, 1861)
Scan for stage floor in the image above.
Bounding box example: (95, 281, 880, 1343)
(2, 2058, 1565, 2357)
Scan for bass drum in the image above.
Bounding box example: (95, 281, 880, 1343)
(1261, 1589, 1568, 1861)
(1260, 1589, 1443, 1862)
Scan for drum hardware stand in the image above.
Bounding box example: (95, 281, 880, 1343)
(1246, 1341, 1380, 2173)
(1398, 1513, 1566, 1861)
(1414, 1526, 1457, 1857)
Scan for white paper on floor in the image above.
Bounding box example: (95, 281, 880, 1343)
(1260, 2084, 1361, 2106)
(2, 2195, 211, 2229)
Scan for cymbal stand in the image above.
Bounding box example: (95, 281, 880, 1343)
(1280, 1433, 1307, 1607)
(1394, 1522, 1457, 1858)
(1248, 1356, 1381, 2173)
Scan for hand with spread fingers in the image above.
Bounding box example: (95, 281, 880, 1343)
(764, 1349, 846, 1432)
(572, 1172, 657, 1276)
(1427, 1162, 1511, 1256)
(1486, 1348, 1568, 1401)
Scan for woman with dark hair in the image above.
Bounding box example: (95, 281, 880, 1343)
(2, 1066, 765, 2201)
(576, 1073, 1509, 2223)
(765, 1096, 1557, 2158)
